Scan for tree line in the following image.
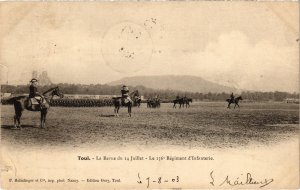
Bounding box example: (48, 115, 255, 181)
(1, 84, 298, 102)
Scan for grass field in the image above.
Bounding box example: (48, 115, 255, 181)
(1, 102, 299, 150)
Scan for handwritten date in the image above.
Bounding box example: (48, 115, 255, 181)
(137, 173, 179, 188)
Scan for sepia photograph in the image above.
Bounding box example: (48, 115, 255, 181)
(0, 2, 299, 189)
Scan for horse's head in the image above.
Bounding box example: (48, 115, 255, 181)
(52, 87, 64, 98)
(237, 96, 243, 100)
(189, 98, 193, 102)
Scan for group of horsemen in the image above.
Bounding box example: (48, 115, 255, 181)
(29, 78, 237, 108)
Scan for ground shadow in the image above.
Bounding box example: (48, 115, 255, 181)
(1, 125, 37, 130)
(98, 114, 116, 117)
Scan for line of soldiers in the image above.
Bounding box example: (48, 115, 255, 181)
(50, 99, 113, 107)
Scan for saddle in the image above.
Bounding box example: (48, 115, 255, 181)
(124, 98, 130, 104)
(26, 97, 48, 111)
(30, 97, 41, 105)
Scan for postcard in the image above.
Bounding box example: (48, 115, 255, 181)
(0, 2, 299, 189)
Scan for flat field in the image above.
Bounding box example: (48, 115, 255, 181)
(1, 102, 298, 149)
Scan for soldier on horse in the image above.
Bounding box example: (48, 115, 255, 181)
(29, 78, 45, 109)
(226, 92, 243, 109)
(121, 85, 133, 105)
(112, 85, 134, 117)
(230, 92, 235, 103)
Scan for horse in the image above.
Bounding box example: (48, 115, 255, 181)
(112, 97, 132, 117)
(132, 96, 141, 108)
(147, 98, 160, 108)
(147, 99, 152, 108)
(8, 87, 64, 129)
(173, 98, 184, 108)
(183, 98, 193, 108)
(226, 96, 243, 109)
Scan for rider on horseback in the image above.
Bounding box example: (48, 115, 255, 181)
(230, 92, 235, 102)
(29, 78, 44, 108)
(121, 85, 132, 104)
(134, 90, 140, 99)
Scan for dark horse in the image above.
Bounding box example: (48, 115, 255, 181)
(112, 97, 132, 117)
(173, 98, 184, 108)
(226, 96, 243, 109)
(8, 87, 64, 129)
(132, 96, 141, 108)
(183, 98, 193, 108)
(147, 98, 160, 108)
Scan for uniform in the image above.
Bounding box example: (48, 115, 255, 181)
(29, 79, 44, 105)
(230, 93, 235, 102)
(121, 85, 132, 104)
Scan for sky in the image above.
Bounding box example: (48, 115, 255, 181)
(0, 2, 299, 92)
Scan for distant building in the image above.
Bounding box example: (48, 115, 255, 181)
(285, 98, 299, 104)
(32, 70, 38, 79)
(0, 93, 11, 98)
(32, 70, 52, 85)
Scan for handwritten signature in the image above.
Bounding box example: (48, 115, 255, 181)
(210, 170, 274, 188)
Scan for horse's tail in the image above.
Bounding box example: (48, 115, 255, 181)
(226, 99, 230, 102)
(5, 97, 16, 104)
(5, 96, 26, 104)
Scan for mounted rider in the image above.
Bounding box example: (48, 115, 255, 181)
(230, 92, 235, 102)
(29, 78, 44, 108)
(121, 85, 133, 105)
(133, 90, 140, 99)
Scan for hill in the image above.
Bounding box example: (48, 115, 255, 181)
(108, 75, 237, 93)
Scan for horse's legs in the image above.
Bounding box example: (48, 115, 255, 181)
(13, 115, 21, 129)
(13, 102, 22, 129)
(14, 112, 22, 129)
(40, 110, 47, 128)
(227, 103, 231, 109)
(17, 114, 22, 128)
(128, 105, 131, 117)
(114, 106, 118, 117)
(42, 110, 47, 128)
(173, 103, 176, 108)
(14, 115, 17, 128)
(40, 111, 44, 128)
